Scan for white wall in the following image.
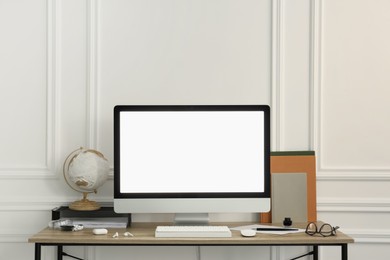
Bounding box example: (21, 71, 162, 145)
(0, 0, 389, 259)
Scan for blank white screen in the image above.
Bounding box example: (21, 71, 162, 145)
(120, 111, 265, 193)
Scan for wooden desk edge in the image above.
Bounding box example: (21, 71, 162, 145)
(28, 222, 354, 245)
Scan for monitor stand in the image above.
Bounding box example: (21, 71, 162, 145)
(174, 213, 209, 225)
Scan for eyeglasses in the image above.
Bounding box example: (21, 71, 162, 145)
(305, 222, 339, 237)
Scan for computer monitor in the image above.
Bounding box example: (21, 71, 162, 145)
(114, 105, 270, 224)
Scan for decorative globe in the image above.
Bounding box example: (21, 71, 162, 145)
(63, 147, 109, 211)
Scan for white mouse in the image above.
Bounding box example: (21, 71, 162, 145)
(240, 229, 256, 237)
(92, 228, 108, 235)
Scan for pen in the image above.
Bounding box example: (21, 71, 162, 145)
(255, 228, 299, 231)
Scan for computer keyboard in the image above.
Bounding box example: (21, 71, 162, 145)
(155, 225, 232, 238)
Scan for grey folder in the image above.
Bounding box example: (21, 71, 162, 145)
(271, 172, 308, 223)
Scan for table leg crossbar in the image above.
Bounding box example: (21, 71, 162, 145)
(34, 244, 347, 260)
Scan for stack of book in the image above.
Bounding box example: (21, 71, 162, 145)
(52, 204, 132, 228)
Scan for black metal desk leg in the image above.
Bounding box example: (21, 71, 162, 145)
(341, 244, 348, 260)
(312, 245, 319, 260)
(35, 243, 41, 260)
(57, 245, 63, 260)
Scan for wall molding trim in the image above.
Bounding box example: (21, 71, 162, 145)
(0, 234, 31, 243)
(0, 169, 58, 179)
(345, 229, 390, 244)
(84, 246, 97, 260)
(317, 171, 390, 182)
(0, 198, 113, 211)
(0, 0, 60, 179)
(86, 0, 99, 150)
(271, 0, 284, 151)
(312, 0, 390, 182)
(318, 198, 390, 213)
(309, 0, 319, 150)
(0, 201, 68, 211)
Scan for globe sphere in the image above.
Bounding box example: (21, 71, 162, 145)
(63, 147, 109, 210)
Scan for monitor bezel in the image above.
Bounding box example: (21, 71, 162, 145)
(113, 105, 270, 200)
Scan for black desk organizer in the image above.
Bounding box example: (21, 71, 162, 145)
(52, 205, 132, 227)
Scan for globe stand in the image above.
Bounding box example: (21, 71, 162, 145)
(69, 192, 101, 211)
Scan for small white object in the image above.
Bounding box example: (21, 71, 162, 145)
(124, 232, 134, 237)
(92, 228, 108, 235)
(73, 225, 84, 231)
(240, 229, 256, 237)
(48, 219, 73, 229)
(155, 225, 231, 238)
(112, 232, 119, 238)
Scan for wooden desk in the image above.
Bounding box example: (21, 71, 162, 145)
(29, 222, 354, 260)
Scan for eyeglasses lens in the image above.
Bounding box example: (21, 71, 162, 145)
(319, 224, 333, 236)
(306, 222, 317, 235)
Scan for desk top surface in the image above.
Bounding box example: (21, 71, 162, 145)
(29, 222, 354, 245)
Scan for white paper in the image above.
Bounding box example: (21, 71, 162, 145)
(230, 224, 305, 235)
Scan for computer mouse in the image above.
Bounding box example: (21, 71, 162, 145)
(240, 229, 256, 237)
(93, 228, 108, 235)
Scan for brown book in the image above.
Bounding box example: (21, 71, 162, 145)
(260, 151, 317, 223)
